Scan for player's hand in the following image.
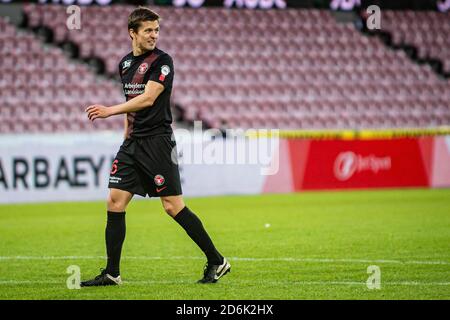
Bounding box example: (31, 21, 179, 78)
(85, 104, 111, 122)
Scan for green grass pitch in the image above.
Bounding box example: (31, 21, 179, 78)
(0, 188, 449, 300)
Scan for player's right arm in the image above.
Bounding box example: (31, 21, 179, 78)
(119, 60, 128, 140)
(124, 114, 128, 140)
(86, 55, 172, 122)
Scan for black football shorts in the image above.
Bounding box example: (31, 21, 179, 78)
(108, 135, 182, 197)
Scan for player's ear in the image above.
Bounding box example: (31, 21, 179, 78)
(128, 28, 135, 40)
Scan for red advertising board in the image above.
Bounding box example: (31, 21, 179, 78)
(289, 138, 431, 190)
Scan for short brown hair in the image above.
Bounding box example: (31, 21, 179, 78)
(128, 7, 160, 32)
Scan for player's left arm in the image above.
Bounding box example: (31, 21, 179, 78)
(85, 80, 164, 121)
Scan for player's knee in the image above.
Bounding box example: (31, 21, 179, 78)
(107, 195, 127, 212)
(163, 202, 177, 217)
(161, 196, 185, 218)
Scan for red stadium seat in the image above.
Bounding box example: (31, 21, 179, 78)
(1, 6, 450, 133)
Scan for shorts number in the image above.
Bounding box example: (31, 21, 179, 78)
(110, 160, 118, 175)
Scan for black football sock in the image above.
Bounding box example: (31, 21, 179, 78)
(174, 206, 223, 265)
(105, 211, 126, 277)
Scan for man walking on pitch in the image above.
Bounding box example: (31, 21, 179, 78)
(80, 7, 230, 286)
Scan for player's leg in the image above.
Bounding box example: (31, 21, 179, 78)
(105, 188, 133, 277)
(81, 188, 133, 287)
(81, 139, 141, 287)
(160, 194, 185, 218)
(139, 135, 230, 283)
(160, 195, 231, 283)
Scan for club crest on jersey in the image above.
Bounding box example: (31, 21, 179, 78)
(154, 174, 165, 186)
(138, 62, 149, 74)
(159, 65, 170, 81)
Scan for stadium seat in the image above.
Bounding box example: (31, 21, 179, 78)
(3, 5, 449, 133)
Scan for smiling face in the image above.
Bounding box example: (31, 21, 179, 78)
(129, 20, 160, 53)
(127, 7, 160, 55)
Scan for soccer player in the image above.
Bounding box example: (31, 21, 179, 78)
(80, 7, 230, 286)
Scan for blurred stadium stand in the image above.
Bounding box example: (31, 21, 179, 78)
(1, 4, 449, 133)
(380, 10, 450, 74)
(0, 15, 124, 133)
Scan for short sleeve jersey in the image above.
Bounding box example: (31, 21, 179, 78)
(118, 48, 175, 138)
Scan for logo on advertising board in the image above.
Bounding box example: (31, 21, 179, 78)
(334, 152, 392, 181)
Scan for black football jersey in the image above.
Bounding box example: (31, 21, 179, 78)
(118, 48, 174, 138)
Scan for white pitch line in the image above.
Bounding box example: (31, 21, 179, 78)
(0, 280, 61, 285)
(0, 280, 449, 286)
(0, 256, 449, 265)
(123, 280, 450, 287)
(229, 257, 450, 265)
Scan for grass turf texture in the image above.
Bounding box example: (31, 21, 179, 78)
(0, 188, 449, 300)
